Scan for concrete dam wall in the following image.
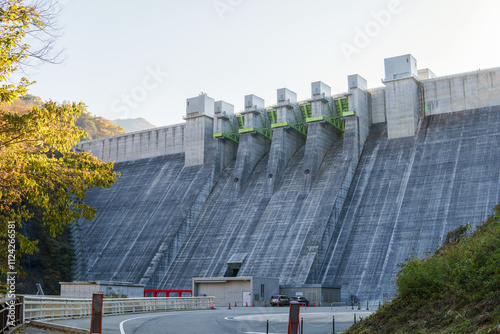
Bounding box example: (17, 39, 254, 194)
(320, 106, 500, 300)
(74, 55, 500, 302)
(71, 154, 216, 283)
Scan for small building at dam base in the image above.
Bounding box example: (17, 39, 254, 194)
(192, 277, 279, 306)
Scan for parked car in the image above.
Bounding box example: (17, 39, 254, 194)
(290, 296, 309, 306)
(270, 295, 290, 307)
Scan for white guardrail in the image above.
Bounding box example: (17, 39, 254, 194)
(22, 296, 215, 321)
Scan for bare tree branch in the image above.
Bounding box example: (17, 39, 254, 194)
(15, 0, 66, 68)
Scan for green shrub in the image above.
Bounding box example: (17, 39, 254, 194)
(396, 204, 500, 303)
(346, 203, 500, 334)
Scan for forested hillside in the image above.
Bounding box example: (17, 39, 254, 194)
(1, 94, 126, 140)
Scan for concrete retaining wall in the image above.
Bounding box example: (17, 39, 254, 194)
(60, 281, 144, 298)
(423, 68, 500, 116)
(77, 123, 185, 163)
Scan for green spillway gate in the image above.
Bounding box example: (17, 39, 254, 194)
(236, 113, 273, 140)
(269, 105, 308, 136)
(305, 115, 346, 138)
(267, 109, 277, 125)
(305, 95, 357, 138)
(213, 132, 240, 144)
(237, 115, 245, 129)
(334, 97, 349, 116)
(213, 117, 241, 144)
(215, 101, 355, 143)
(300, 104, 312, 120)
(270, 121, 307, 136)
(238, 126, 273, 140)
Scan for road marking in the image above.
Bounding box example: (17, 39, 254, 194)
(119, 314, 166, 334)
(119, 311, 196, 334)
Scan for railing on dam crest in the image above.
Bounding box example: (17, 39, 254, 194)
(22, 296, 215, 322)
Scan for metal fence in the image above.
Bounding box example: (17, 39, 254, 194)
(23, 296, 215, 322)
(0, 297, 22, 334)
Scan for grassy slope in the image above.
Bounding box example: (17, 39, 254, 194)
(346, 204, 500, 334)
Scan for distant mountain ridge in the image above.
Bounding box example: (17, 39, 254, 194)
(0, 94, 126, 140)
(111, 118, 156, 133)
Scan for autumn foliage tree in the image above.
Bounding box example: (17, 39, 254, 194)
(75, 108, 126, 140)
(0, 0, 119, 287)
(1, 94, 127, 139)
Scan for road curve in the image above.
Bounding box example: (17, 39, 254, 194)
(50, 307, 374, 333)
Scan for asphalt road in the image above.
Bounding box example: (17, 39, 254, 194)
(50, 306, 374, 334)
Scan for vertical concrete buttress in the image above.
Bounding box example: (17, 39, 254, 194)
(213, 101, 239, 176)
(232, 95, 271, 196)
(348, 74, 371, 155)
(302, 82, 339, 192)
(266, 89, 306, 195)
(305, 115, 360, 283)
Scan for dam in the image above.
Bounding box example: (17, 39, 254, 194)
(73, 54, 500, 302)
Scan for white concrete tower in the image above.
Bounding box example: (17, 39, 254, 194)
(184, 94, 215, 166)
(241, 94, 267, 128)
(214, 100, 236, 134)
(383, 54, 421, 139)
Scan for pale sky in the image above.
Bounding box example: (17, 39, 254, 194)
(27, 0, 500, 127)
